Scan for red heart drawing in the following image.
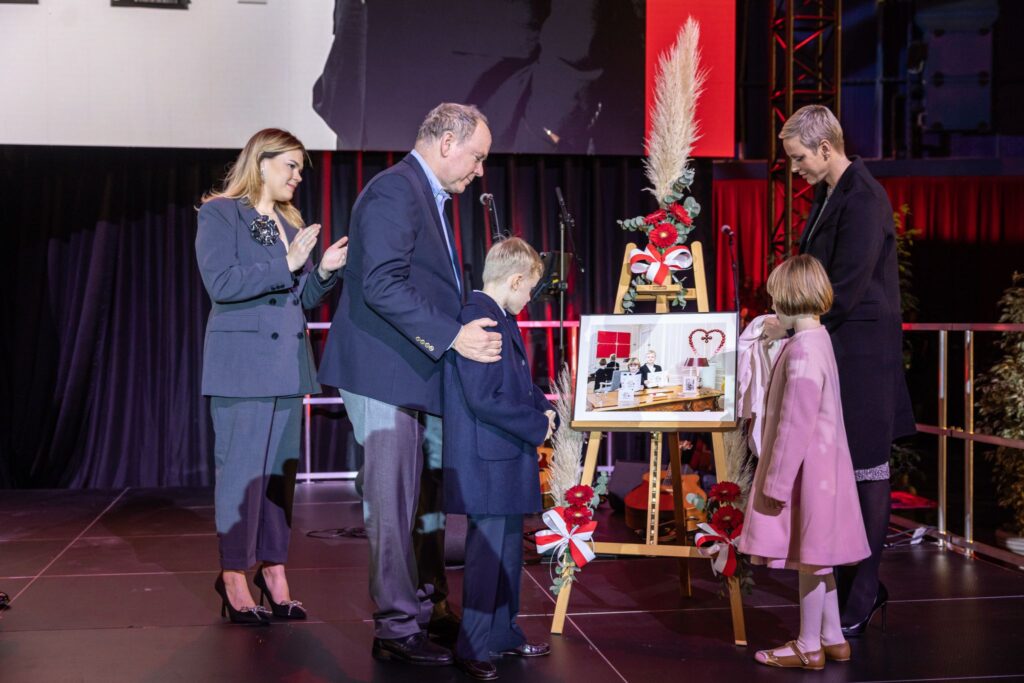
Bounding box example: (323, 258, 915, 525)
(688, 328, 726, 356)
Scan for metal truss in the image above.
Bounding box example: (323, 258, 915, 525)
(767, 0, 842, 273)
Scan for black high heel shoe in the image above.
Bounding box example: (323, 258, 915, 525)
(254, 567, 307, 620)
(842, 582, 888, 637)
(214, 574, 270, 626)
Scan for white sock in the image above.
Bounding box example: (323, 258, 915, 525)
(796, 571, 826, 654)
(821, 572, 845, 645)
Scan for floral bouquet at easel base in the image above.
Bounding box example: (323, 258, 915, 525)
(535, 482, 607, 596)
(688, 480, 755, 595)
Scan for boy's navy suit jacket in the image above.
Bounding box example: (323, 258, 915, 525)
(442, 291, 551, 515)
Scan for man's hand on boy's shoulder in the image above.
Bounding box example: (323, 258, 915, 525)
(453, 317, 502, 363)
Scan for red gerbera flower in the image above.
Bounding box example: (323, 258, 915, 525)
(711, 505, 744, 534)
(643, 209, 667, 225)
(709, 481, 741, 504)
(563, 504, 593, 526)
(565, 484, 595, 507)
(649, 222, 679, 249)
(669, 203, 693, 226)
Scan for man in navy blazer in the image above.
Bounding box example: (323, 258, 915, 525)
(442, 238, 554, 680)
(318, 103, 501, 666)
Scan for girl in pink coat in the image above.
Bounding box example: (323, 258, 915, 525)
(737, 255, 871, 670)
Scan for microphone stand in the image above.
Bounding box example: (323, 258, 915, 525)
(723, 226, 740, 312)
(554, 188, 574, 369)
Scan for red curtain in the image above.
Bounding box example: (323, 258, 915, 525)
(713, 175, 1024, 312)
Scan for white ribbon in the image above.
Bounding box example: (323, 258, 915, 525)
(535, 508, 597, 567)
(695, 522, 736, 576)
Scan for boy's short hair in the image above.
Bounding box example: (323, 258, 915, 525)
(482, 237, 544, 285)
(766, 254, 834, 316)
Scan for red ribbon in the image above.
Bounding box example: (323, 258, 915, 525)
(535, 507, 598, 568)
(695, 521, 743, 577)
(629, 244, 692, 285)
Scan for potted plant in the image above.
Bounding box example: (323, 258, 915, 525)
(977, 272, 1024, 554)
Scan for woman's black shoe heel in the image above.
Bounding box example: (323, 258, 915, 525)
(214, 574, 270, 626)
(254, 567, 307, 620)
(842, 582, 888, 637)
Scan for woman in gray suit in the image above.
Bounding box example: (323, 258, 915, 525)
(196, 129, 347, 625)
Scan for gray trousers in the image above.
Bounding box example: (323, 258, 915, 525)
(342, 389, 446, 639)
(210, 396, 301, 570)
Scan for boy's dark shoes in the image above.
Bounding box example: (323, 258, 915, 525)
(371, 632, 453, 666)
(456, 658, 499, 680)
(427, 600, 462, 643)
(496, 642, 550, 657)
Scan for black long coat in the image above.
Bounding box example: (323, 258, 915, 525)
(799, 157, 916, 470)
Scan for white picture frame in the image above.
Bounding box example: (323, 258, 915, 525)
(572, 311, 739, 431)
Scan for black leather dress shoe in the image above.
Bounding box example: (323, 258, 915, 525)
(456, 658, 498, 680)
(372, 632, 453, 666)
(497, 642, 550, 657)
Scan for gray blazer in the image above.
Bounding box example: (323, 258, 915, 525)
(195, 197, 339, 398)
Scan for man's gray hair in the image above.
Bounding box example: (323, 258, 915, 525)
(416, 103, 488, 144)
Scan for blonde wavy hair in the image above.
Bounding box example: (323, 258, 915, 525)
(202, 128, 308, 228)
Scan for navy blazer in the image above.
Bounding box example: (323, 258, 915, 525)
(442, 292, 551, 516)
(195, 197, 338, 398)
(799, 157, 915, 469)
(318, 154, 463, 414)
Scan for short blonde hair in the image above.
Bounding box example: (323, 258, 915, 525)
(779, 105, 845, 155)
(767, 254, 834, 316)
(202, 128, 308, 228)
(482, 237, 543, 285)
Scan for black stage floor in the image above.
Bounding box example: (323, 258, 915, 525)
(2, 483, 1023, 682)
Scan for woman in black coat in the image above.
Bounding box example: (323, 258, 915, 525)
(766, 105, 916, 636)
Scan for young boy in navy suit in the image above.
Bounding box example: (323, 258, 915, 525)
(442, 238, 556, 680)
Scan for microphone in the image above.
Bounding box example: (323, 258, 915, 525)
(480, 192, 502, 239)
(555, 187, 573, 228)
(721, 224, 734, 237)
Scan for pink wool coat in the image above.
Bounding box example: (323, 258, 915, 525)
(737, 326, 870, 571)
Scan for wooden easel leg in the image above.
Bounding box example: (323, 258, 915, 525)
(667, 433, 691, 597)
(710, 430, 747, 645)
(727, 576, 748, 646)
(550, 432, 603, 635)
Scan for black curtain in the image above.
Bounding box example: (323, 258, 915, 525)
(0, 145, 715, 488)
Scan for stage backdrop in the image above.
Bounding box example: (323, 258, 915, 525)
(0, 0, 734, 155)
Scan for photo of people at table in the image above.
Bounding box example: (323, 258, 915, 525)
(574, 313, 738, 424)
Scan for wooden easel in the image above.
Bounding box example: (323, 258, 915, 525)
(550, 240, 747, 646)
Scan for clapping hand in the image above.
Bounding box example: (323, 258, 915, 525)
(286, 224, 321, 272)
(319, 235, 349, 277)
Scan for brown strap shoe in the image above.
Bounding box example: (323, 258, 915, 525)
(755, 640, 825, 670)
(823, 640, 851, 661)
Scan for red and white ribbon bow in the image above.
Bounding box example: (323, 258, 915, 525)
(535, 507, 597, 568)
(695, 522, 742, 576)
(629, 245, 693, 285)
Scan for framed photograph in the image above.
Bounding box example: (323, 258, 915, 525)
(573, 312, 739, 431)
